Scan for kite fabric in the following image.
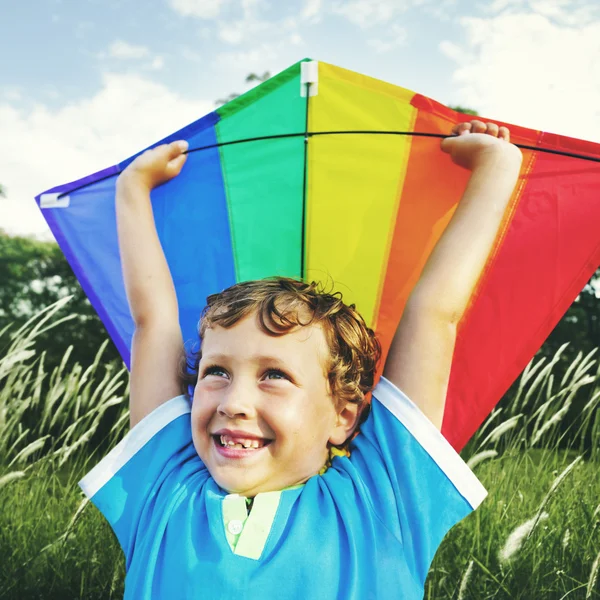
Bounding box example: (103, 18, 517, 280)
(36, 59, 600, 452)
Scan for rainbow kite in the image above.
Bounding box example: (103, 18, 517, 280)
(36, 59, 600, 451)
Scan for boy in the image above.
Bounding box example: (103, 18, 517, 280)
(79, 120, 522, 598)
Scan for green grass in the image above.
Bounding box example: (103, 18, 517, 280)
(1, 448, 597, 599)
(427, 450, 600, 599)
(1, 300, 599, 599)
(0, 459, 124, 600)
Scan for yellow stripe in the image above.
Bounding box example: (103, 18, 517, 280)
(306, 62, 417, 327)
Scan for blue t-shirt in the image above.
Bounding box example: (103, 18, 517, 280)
(79, 377, 486, 599)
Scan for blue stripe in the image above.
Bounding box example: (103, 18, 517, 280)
(36, 112, 235, 367)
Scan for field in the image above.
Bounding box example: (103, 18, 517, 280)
(1, 300, 599, 599)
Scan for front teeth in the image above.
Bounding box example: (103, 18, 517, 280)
(220, 435, 262, 449)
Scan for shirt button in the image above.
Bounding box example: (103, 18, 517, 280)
(228, 520, 243, 535)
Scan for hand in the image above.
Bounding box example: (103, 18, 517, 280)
(118, 140, 189, 192)
(441, 120, 521, 171)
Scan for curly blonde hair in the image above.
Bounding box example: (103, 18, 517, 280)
(180, 277, 381, 452)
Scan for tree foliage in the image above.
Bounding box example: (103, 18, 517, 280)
(0, 231, 121, 373)
(215, 71, 271, 106)
(543, 272, 600, 360)
(448, 105, 479, 116)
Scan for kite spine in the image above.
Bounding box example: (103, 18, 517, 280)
(300, 61, 318, 279)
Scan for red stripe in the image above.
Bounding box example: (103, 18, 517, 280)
(444, 140, 600, 449)
(376, 92, 600, 450)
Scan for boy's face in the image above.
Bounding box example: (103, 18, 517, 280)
(191, 311, 352, 497)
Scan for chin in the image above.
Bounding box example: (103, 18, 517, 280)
(211, 471, 260, 495)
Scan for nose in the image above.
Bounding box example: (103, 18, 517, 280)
(216, 377, 257, 419)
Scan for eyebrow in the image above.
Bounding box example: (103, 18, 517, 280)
(200, 353, 292, 367)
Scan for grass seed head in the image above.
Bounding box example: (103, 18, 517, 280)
(587, 548, 600, 600)
(498, 512, 549, 565)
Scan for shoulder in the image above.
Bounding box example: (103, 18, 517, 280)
(354, 377, 487, 511)
(80, 395, 194, 499)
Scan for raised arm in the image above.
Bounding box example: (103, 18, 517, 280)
(116, 141, 189, 427)
(383, 121, 523, 430)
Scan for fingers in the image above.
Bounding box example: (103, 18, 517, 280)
(440, 135, 457, 153)
(484, 122, 499, 137)
(166, 153, 188, 178)
(164, 141, 189, 178)
(451, 122, 472, 136)
(498, 126, 510, 142)
(467, 120, 497, 135)
(165, 140, 188, 160)
(451, 119, 511, 141)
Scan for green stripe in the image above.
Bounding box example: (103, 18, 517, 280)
(216, 61, 309, 282)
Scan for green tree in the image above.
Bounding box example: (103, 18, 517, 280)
(542, 269, 600, 360)
(215, 71, 271, 106)
(448, 105, 479, 116)
(0, 231, 120, 373)
(245, 71, 271, 84)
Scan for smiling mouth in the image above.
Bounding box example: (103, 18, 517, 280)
(213, 435, 273, 450)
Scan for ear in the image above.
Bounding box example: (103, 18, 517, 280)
(328, 401, 360, 446)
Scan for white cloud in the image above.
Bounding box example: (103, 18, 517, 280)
(215, 44, 278, 71)
(0, 74, 212, 238)
(171, 0, 300, 48)
(109, 40, 150, 59)
(241, 0, 266, 12)
(442, 13, 600, 142)
(332, 0, 413, 28)
(149, 56, 165, 70)
(424, 0, 457, 21)
(290, 33, 303, 45)
(529, 0, 599, 25)
(486, 0, 600, 26)
(218, 23, 247, 44)
(216, 0, 276, 46)
(439, 40, 468, 63)
(486, 0, 526, 13)
(180, 46, 204, 62)
(169, 0, 229, 19)
(367, 24, 407, 53)
(2, 87, 22, 102)
(218, 18, 273, 44)
(302, 0, 322, 20)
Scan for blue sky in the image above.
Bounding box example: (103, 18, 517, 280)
(1, 0, 599, 236)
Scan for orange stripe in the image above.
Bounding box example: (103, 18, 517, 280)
(375, 95, 471, 367)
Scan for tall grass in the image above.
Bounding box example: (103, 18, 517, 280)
(466, 342, 600, 460)
(0, 299, 128, 599)
(0, 301, 598, 599)
(0, 298, 129, 473)
(429, 341, 600, 600)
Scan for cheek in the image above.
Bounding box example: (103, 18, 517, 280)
(190, 394, 212, 428)
(275, 402, 324, 438)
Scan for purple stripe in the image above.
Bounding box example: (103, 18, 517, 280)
(37, 202, 131, 366)
(34, 109, 223, 369)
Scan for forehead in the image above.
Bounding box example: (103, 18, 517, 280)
(201, 313, 329, 369)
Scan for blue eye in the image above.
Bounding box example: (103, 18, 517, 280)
(203, 365, 228, 378)
(264, 369, 289, 381)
